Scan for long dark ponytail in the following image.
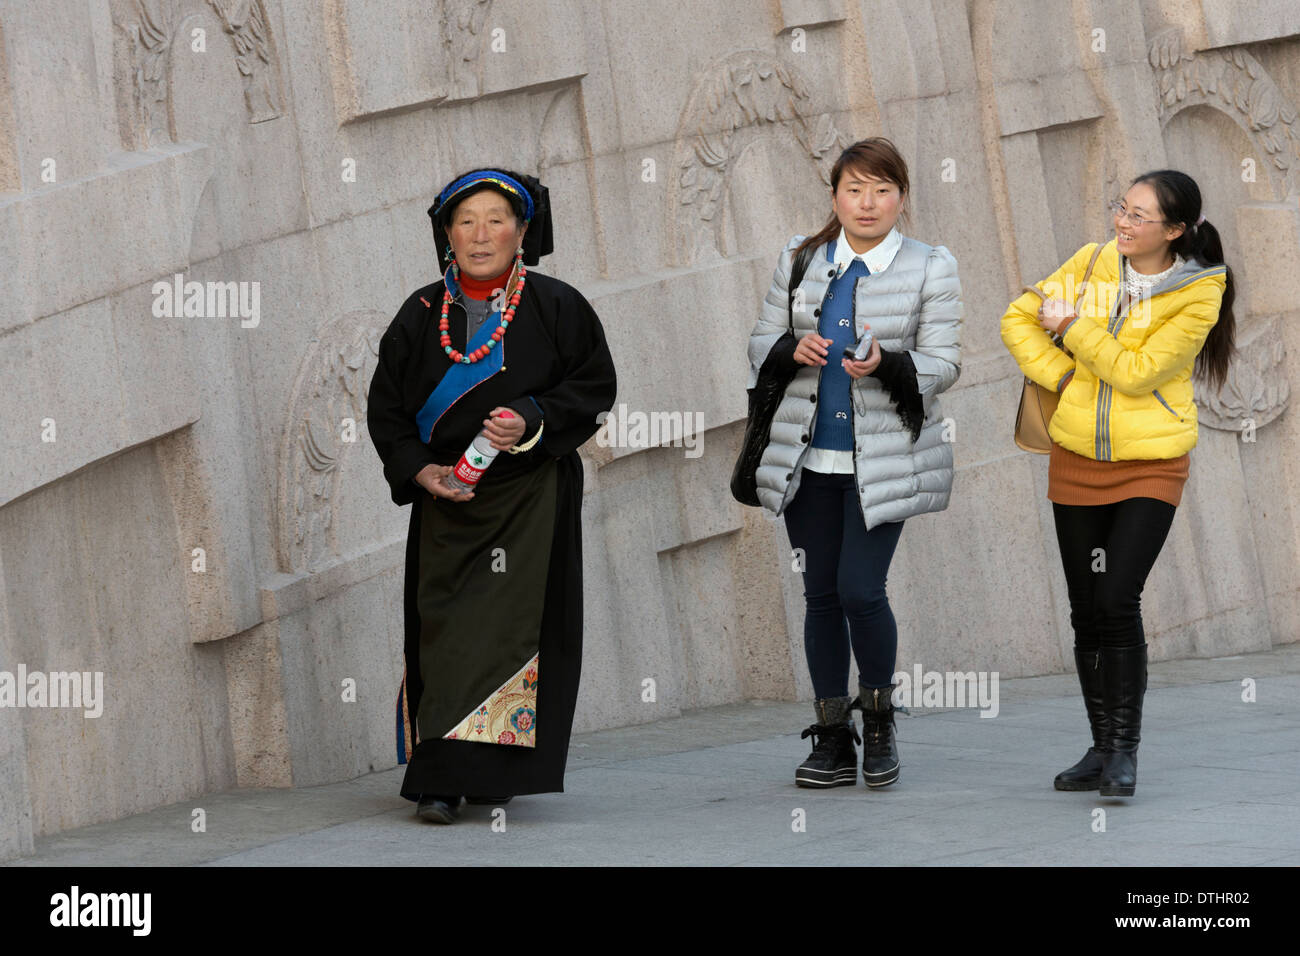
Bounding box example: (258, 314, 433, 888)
(794, 138, 911, 261)
(1131, 169, 1236, 390)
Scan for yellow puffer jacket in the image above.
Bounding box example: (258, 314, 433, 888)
(1001, 239, 1226, 461)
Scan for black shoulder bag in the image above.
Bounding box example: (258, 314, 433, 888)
(730, 242, 815, 507)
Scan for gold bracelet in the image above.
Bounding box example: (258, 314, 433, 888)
(508, 420, 544, 454)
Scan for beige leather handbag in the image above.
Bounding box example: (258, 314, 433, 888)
(1013, 243, 1104, 453)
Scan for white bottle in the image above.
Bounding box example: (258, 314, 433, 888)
(443, 410, 514, 494)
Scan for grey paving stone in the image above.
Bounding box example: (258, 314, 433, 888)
(7, 645, 1299, 866)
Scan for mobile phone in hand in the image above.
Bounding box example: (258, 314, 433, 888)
(843, 329, 874, 361)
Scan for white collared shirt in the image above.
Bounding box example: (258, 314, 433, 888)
(805, 225, 904, 476)
(832, 224, 903, 277)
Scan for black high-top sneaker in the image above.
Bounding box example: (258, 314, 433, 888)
(857, 685, 900, 787)
(1055, 647, 1109, 791)
(795, 696, 860, 788)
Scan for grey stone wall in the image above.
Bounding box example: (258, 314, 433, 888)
(1, 0, 1297, 858)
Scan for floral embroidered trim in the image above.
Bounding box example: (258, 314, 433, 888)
(443, 653, 538, 748)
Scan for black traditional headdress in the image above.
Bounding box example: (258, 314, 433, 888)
(427, 168, 553, 272)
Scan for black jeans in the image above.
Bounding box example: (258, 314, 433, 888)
(782, 469, 905, 698)
(1051, 498, 1176, 650)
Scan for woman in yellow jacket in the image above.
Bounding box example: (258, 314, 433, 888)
(1001, 169, 1235, 797)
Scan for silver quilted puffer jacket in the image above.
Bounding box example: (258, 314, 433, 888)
(746, 234, 964, 527)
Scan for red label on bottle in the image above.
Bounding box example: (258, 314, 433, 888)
(453, 457, 485, 485)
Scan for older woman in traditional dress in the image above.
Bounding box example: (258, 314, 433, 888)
(367, 168, 617, 823)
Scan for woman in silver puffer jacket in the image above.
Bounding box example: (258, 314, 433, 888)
(746, 138, 963, 790)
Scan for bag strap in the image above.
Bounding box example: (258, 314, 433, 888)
(1073, 242, 1104, 307)
(1021, 241, 1105, 307)
(1020, 242, 1106, 353)
(787, 241, 816, 332)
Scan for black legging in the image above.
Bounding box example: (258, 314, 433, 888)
(1051, 498, 1176, 649)
(782, 470, 905, 697)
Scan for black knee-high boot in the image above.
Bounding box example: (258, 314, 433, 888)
(1099, 643, 1147, 797)
(1054, 646, 1109, 791)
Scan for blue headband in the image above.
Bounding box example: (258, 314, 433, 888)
(436, 170, 534, 222)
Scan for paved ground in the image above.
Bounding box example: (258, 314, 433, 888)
(8, 645, 1299, 866)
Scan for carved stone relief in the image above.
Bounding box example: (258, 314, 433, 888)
(441, 0, 493, 101)
(1149, 28, 1294, 430)
(113, 0, 283, 149)
(1150, 29, 1300, 198)
(205, 0, 283, 123)
(1196, 318, 1290, 430)
(670, 51, 850, 265)
(277, 311, 386, 573)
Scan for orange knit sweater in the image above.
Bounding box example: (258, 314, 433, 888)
(1048, 441, 1189, 507)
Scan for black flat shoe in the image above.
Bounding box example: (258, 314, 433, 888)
(416, 794, 463, 823)
(464, 795, 513, 805)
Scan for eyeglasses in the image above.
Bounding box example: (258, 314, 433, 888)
(1108, 200, 1166, 228)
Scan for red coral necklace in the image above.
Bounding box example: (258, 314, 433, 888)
(439, 250, 526, 364)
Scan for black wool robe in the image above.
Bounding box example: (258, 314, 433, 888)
(366, 268, 617, 799)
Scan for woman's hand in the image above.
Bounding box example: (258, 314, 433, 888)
(414, 463, 475, 502)
(482, 406, 526, 451)
(843, 336, 881, 378)
(1037, 297, 1076, 336)
(793, 333, 831, 366)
